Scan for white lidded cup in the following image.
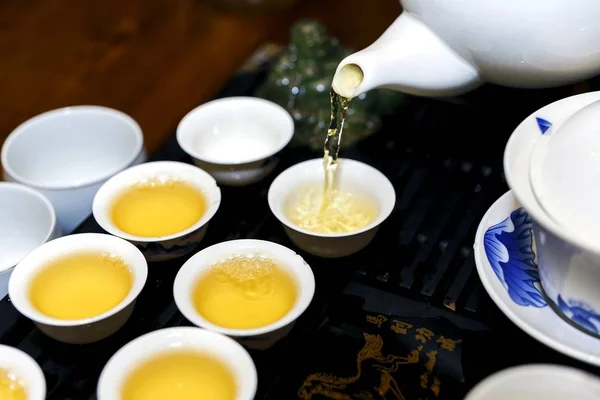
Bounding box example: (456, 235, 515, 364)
(504, 92, 600, 336)
(0, 344, 46, 400)
(8, 233, 148, 344)
(0, 182, 60, 299)
(464, 364, 600, 400)
(177, 96, 294, 186)
(173, 239, 315, 350)
(1, 106, 146, 234)
(93, 161, 221, 262)
(97, 327, 257, 400)
(268, 158, 396, 258)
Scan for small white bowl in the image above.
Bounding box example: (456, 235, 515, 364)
(464, 364, 600, 400)
(1, 105, 146, 234)
(268, 158, 396, 258)
(0, 182, 61, 299)
(0, 345, 46, 400)
(93, 161, 221, 262)
(173, 239, 315, 350)
(176, 96, 294, 186)
(8, 233, 148, 344)
(97, 327, 257, 400)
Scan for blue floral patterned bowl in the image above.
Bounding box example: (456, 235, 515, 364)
(504, 91, 600, 337)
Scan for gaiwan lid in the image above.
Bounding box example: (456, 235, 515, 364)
(530, 99, 600, 241)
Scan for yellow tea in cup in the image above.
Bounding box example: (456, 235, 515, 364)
(121, 350, 236, 400)
(29, 252, 132, 320)
(0, 369, 26, 400)
(285, 186, 378, 234)
(193, 255, 297, 329)
(111, 179, 207, 237)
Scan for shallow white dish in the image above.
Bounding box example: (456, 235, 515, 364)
(177, 96, 294, 186)
(1, 105, 147, 234)
(97, 326, 257, 400)
(93, 161, 221, 262)
(0, 344, 46, 400)
(474, 190, 600, 366)
(268, 158, 396, 258)
(173, 239, 315, 350)
(8, 233, 148, 344)
(464, 364, 600, 400)
(0, 182, 61, 299)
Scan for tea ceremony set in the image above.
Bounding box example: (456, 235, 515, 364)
(4, 2, 600, 400)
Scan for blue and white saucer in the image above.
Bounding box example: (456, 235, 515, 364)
(474, 190, 600, 366)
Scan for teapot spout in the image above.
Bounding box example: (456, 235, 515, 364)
(332, 12, 482, 99)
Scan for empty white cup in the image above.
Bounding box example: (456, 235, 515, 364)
(0, 182, 60, 299)
(1, 106, 146, 234)
(177, 97, 294, 186)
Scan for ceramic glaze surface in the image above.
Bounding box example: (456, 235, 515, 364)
(464, 364, 600, 400)
(334, 0, 600, 97)
(176, 97, 294, 186)
(483, 208, 545, 308)
(402, 0, 600, 86)
(1, 106, 146, 234)
(529, 100, 600, 242)
(474, 191, 600, 366)
(502, 92, 600, 337)
(484, 205, 600, 335)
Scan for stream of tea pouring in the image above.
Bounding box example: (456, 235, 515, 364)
(285, 66, 377, 235)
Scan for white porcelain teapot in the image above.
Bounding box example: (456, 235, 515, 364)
(332, 0, 600, 98)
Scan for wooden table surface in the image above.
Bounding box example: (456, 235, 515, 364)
(0, 0, 399, 166)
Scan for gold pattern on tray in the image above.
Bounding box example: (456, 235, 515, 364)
(298, 333, 419, 399)
(390, 320, 412, 335)
(297, 314, 461, 399)
(366, 314, 388, 328)
(437, 336, 461, 352)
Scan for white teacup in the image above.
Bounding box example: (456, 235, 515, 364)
(0, 344, 46, 400)
(1, 105, 146, 234)
(268, 158, 396, 258)
(8, 233, 148, 344)
(93, 161, 221, 262)
(0, 182, 60, 299)
(97, 327, 257, 400)
(464, 364, 600, 400)
(505, 91, 600, 336)
(177, 96, 294, 186)
(173, 239, 315, 350)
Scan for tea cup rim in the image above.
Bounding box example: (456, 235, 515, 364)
(0, 344, 46, 400)
(8, 233, 148, 327)
(176, 96, 295, 166)
(464, 364, 600, 399)
(267, 157, 396, 238)
(173, 239, 316, 337)
(92, 160, 222, 243)
(0, 182, 57, 273)
(1, 105, 144, 190)
(96, 326, 258, 400)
